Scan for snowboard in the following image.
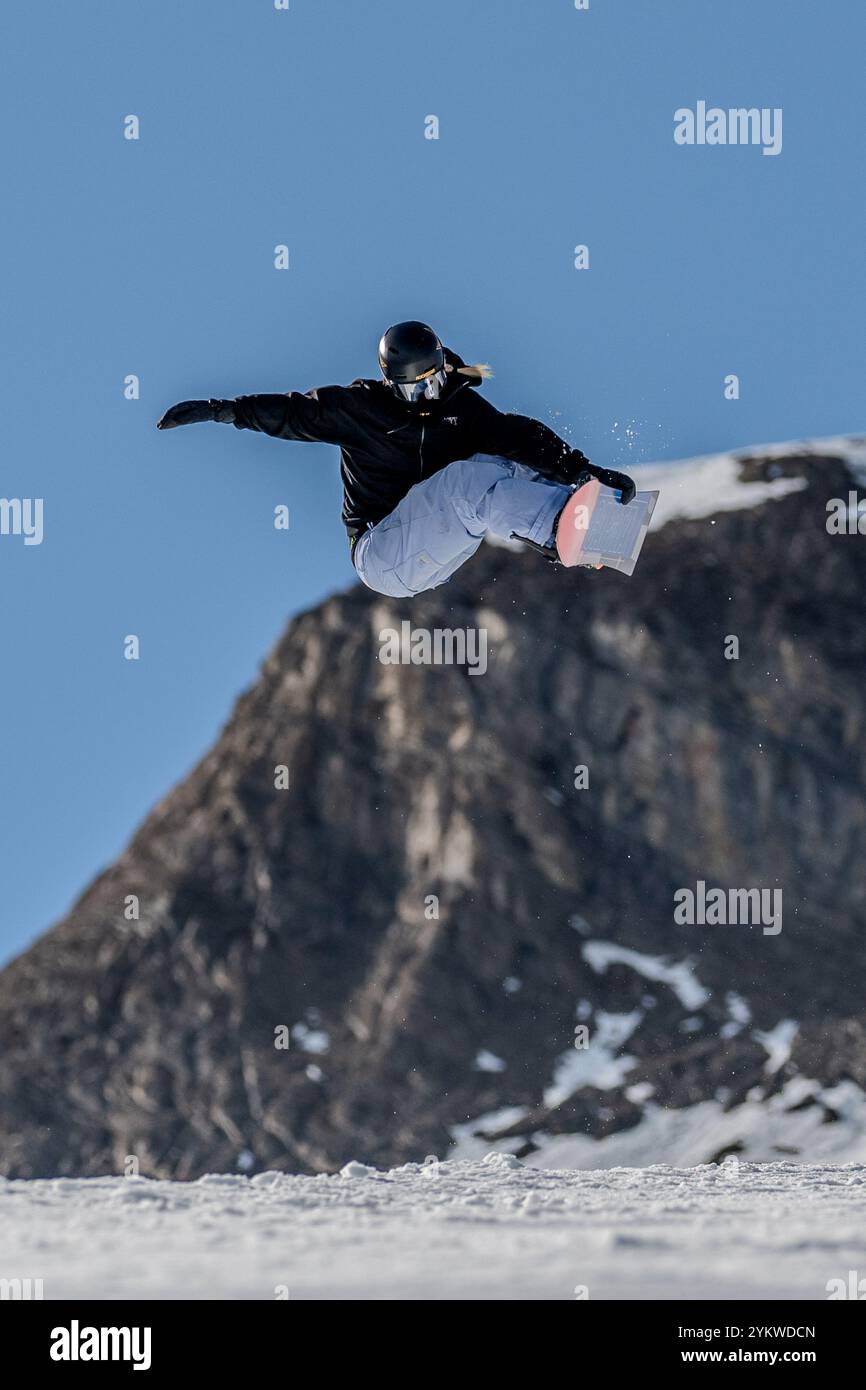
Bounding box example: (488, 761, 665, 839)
(555, 479, 659, 575)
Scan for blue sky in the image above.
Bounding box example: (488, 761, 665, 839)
(1, 0, 863, 962)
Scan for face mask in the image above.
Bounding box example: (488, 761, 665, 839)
(389, 367, 448, 403)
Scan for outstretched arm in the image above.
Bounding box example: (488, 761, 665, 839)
(157, 387, 346, 444)
(470, 394, 635, 503)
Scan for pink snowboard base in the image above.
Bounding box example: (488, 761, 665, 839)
(555, 480, 604, 568)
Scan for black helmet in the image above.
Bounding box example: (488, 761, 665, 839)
(378, 321, 447, 403)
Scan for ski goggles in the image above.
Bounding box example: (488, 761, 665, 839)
(388, 366, 448, 403)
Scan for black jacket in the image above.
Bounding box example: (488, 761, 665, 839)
(225, 349, 583, 539)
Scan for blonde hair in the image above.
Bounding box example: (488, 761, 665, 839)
(450, 362, 494, 382)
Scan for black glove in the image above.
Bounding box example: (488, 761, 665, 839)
(157, 399, 235, 430)
(568, 452, 636, 505)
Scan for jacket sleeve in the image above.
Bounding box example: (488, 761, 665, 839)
(229, 386, 348, 445)
(468, 393, 588, 481)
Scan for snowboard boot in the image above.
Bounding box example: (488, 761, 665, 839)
(509, 492, 573, 565)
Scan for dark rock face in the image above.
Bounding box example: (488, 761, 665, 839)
(1, 443, 864, 1178)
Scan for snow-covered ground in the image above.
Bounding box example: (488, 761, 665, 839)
(3, 1155, 865, 1301)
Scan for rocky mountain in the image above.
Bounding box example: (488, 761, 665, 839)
(1, 438, 865, 1179)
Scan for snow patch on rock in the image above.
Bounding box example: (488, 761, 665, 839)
(582, 940, 710, 1011)
(544, 1010, 642, 1105)
(634, 452, 807, 529)
(527, 1079, 866, 1171)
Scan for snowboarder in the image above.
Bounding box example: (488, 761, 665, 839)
(157, 321, 635, 598)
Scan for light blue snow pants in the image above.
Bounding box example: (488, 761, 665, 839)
(353, 454, 570, 598)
